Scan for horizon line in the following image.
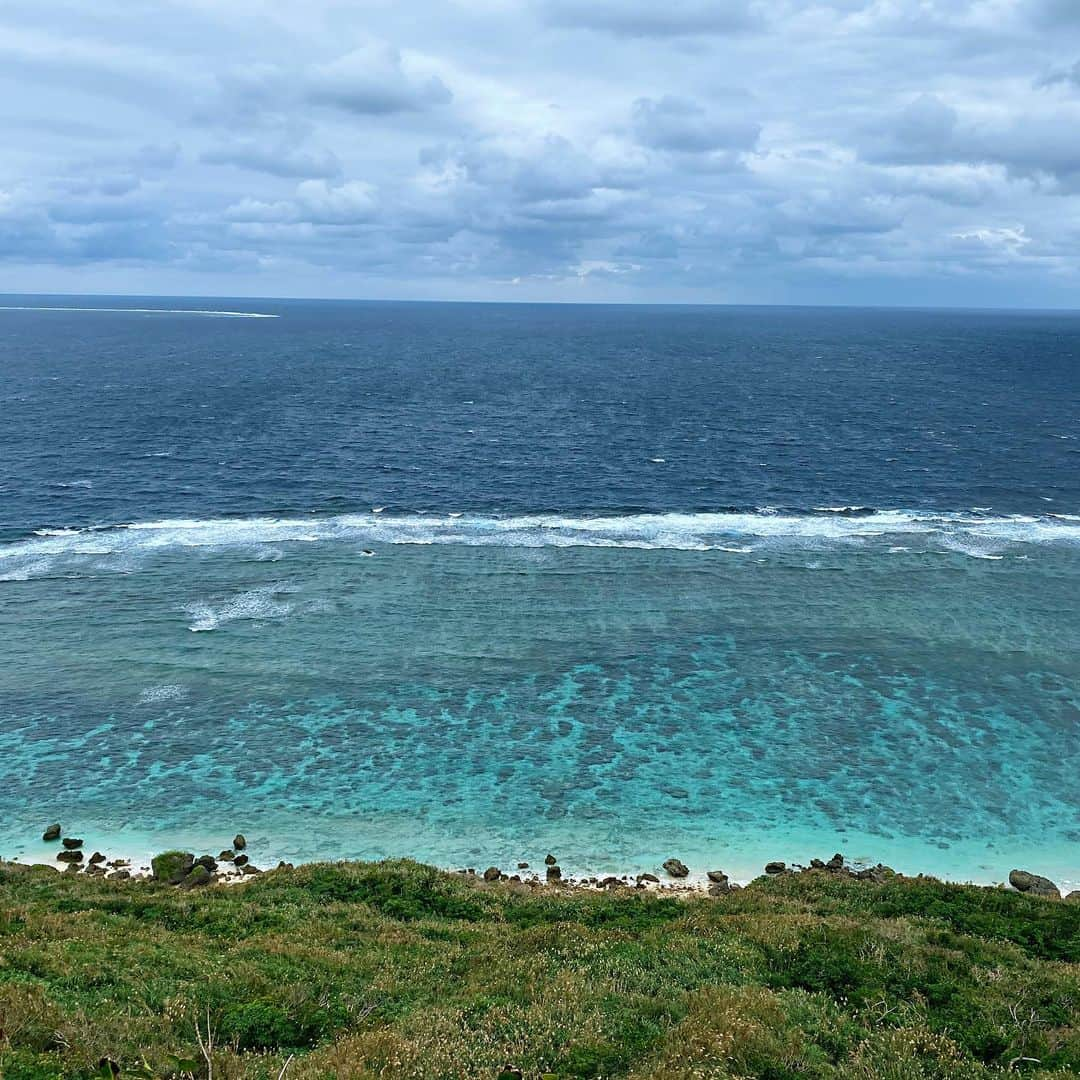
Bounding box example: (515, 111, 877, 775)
(1, 290, 1079, 315)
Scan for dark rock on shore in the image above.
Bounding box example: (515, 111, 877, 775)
(233, 834, 247, 851)
(88, 852, 106, 865)
(43, 824, 61, 841)
(544, 854, 557, 865)
(1009, 869, 1060, 898)
(62, 837, 83, 850)
(109, 869, 131, 881)
(546, 864, 562, 881)
(234, 854, 249, 867)
(218, 850, 235, 862)
(483, 866, 501, 882)
(1066, 891, 1080, 902)
(765, 861, 786, 874)
(706, 870, 727, 883)
(195, 855, 218, 873)
(826, 853, 845, 870)
(57, 850, 83, 863)
(637, 872, 659, 884)
(151, 851, 195, 885)
(240, 863, 261, 875)
(181, 865, 212, 889)
(517, 862, 529, 869)
(663, 858, 689, 878)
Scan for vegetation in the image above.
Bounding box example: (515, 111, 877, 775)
(0, 859, 1077, 1078)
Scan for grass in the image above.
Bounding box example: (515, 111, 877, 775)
(0, 860, 1077, 1078)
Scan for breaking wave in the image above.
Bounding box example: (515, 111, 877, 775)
(1, 508, 1079, 566)
(0, 305, 277, 318)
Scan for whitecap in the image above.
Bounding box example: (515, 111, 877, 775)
(138, 685, 187, 704)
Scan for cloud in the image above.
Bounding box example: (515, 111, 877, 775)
(539, 0, 761, 37)
(304, 43, 452, 115)
(201, 140, 342, 179)
(0, 0, 1078, 304)
(632, 96, 761, 154)
(226, 180, 378, 225)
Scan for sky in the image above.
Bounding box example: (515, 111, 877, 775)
(2, 0, 1080, 306)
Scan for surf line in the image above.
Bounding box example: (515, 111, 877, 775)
(0, 306, 279, 318)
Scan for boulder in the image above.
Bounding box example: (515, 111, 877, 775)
(546, 864, 562, 881)
(62, 838, 83, 850)
(1065, 891, 1080, 902)
(218, 850, 235, 862)
(151, 851, 195, 885)
(483, 866, 501, 882)
(233, 834, 247, 851)
(1009, 869, 1060, 898)
(517, 862, 529, 870)
(544, 853, 557, 866)
(109, 869, 132, 881)
(706, 870, 728, 883)
(663, 858, 689, 878)
(240, 863, 262, 875)
(194, 855, 218, 873)
(599, 876, 624, 890)
(181, 865, 212, 889)
(809, 858, 825, 869)
(42, 824, 61, 842)
(88, 852, 106, 865)
(765, 861, 786, 874)
(826, 853, 845, 871)
(233, 854, 249, 867)
(637, 872, 660, 884)
(57, 850, 84, 863)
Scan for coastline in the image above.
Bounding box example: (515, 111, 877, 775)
(7, 826, 1078, 899)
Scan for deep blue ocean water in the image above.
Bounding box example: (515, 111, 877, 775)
(1, 297, 1078, 883)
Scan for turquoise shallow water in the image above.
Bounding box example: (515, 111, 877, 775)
(2, 521, 1077, 886)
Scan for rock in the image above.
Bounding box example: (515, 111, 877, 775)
(240, 863, 262, 875)
(544, 853, 557, 865)
(599, 876, 624, 889)
(85, 864, 106, 877)
(637, 872, 660, 884)
(546, 864, 562, 881)
(809, 858, 826, 869)
(57, 850, 84, 863)
(1009, 869, 1060, 898)
(483, 866, 501, 882)
(277, 861, 294, 870)
(88, 852, 106, 865)
(233, 854, 249, 867)
(233, 834, 247, 851)
(517, 862, 529, 870)
(1065, 891, 1080, 902)
(42, 824, 61, 842)
(826, 853, 845, 871)
(662, 858, 689, 878)
(151, 851, 195, 884)
(62, 837, 83, 850)
(181, 865, 212, 889)
(705, 867, 732, 893)
(765, 861, 786, 874)
(109, 869, 131, 881)
(194, 855, 218, 873)
(218, 850, 235, 862)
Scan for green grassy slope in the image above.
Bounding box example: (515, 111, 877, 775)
(0, 860, 1077, 1079)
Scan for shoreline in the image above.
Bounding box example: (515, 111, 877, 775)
(7, 828, 1078, 899)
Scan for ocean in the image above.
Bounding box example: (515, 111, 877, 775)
(1, 297, 1077, 885)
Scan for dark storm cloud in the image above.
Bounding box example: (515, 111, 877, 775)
(0, 0, 1078, 304)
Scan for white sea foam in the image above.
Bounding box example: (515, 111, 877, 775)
(0, 305, 277, 318)
(186, 585, 297, 631)
(137, 685, 187, 704)
(2, 509, 1080, 563)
